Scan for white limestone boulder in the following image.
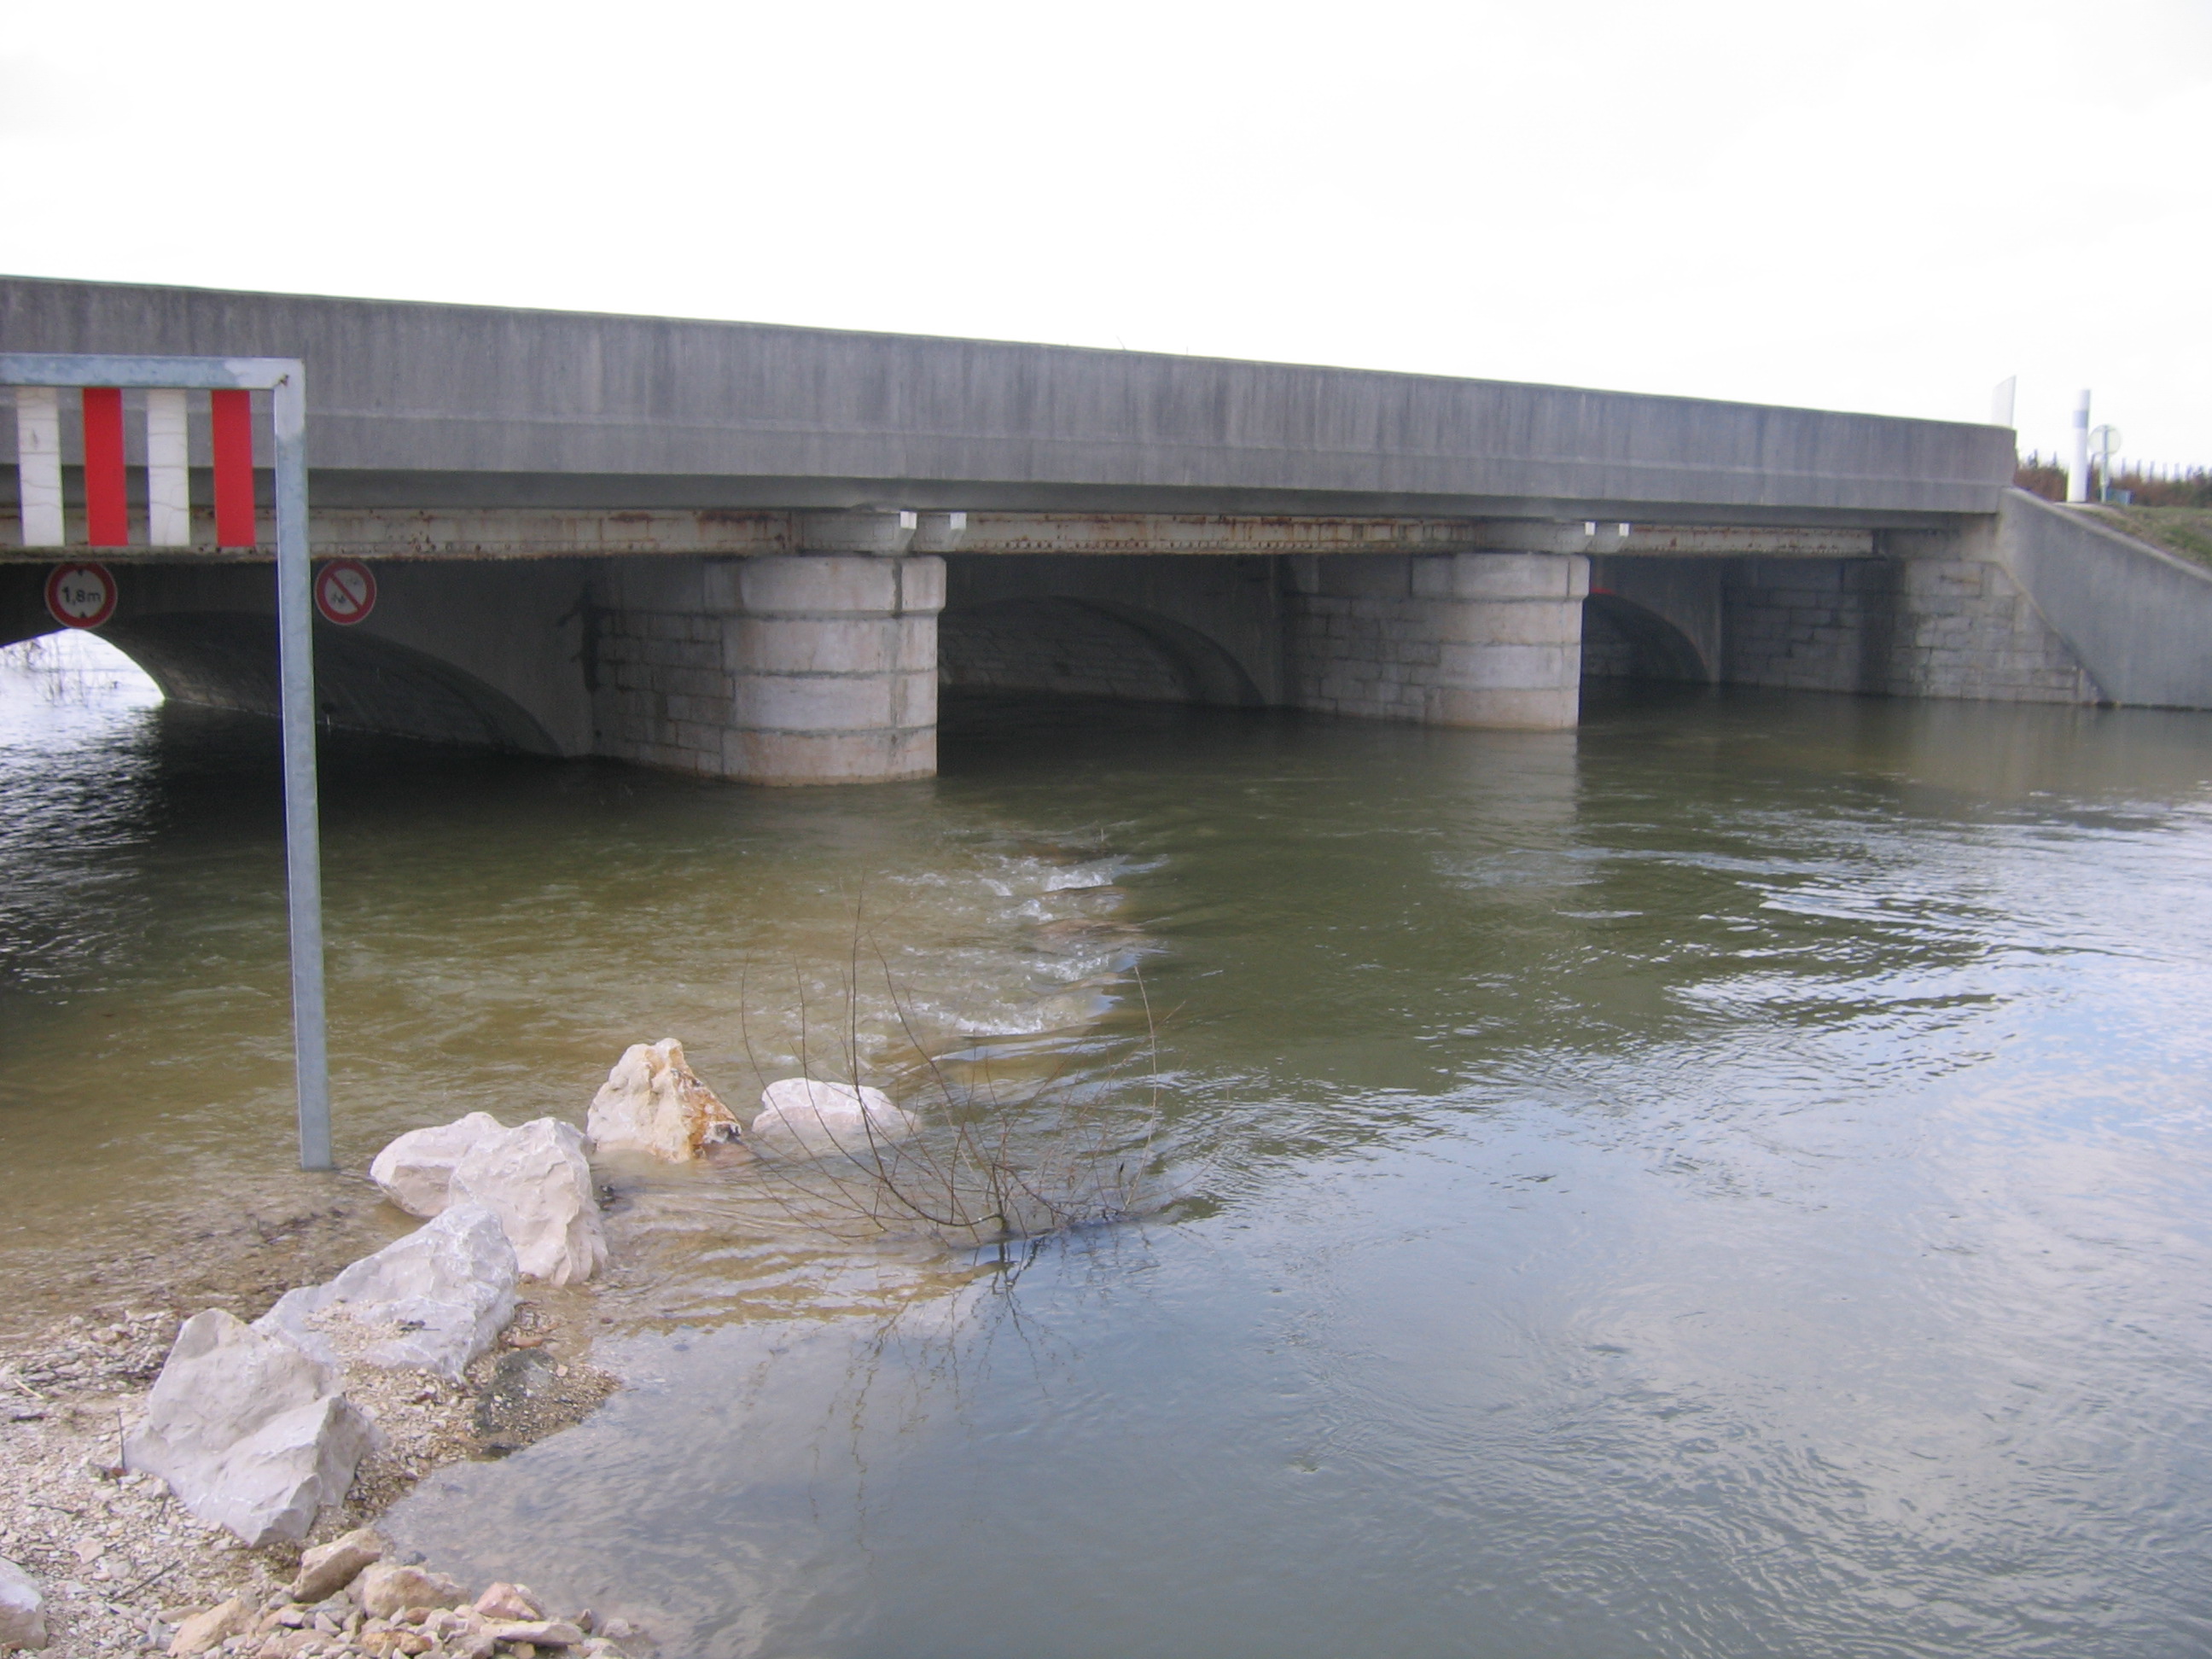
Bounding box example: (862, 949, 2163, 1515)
(122, 1311, 377, 1547)
(449, 1118, 607, 1285)
(0, 1556, 47, 1650)
(752, 1078, 917, 1159)
(253, 1204, 519, 1382)
(369, 1111, 508, 1217)
(587, 1039, 743, 1162)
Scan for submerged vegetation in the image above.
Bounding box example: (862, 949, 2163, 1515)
(733, 915, 1175, 1251)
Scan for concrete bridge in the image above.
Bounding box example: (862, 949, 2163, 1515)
(5, 276, 2207, 782)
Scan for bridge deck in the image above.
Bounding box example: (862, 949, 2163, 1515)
(2, 277, 2010, 529)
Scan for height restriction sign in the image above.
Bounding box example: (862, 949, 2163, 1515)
(45, 562, 118, 628)
(313, 559, 377, 626)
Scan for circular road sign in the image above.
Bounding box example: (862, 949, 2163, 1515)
(313, 560, 378, 626)
(44, 562, 118, 629)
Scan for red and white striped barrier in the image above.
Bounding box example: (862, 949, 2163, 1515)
(12, 385, 260, 549)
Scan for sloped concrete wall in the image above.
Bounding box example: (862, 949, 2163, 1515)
(1997, 490, 2212, 710)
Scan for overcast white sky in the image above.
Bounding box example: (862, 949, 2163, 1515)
(3, 0, 2207, 465)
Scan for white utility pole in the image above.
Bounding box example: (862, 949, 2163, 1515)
(2068, 390, 2092, 502)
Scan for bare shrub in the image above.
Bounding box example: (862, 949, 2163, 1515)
(732, 919, 1172, 1250)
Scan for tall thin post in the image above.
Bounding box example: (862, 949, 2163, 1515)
(271, 369, 332, 1169)
(2068, 390, 2092, 503)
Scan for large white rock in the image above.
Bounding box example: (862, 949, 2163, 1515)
(752, 1078, 917, 1160)
(449, 1118, 607, 1285)
(369, 1112, 508, 1217)
(253, 1204, 519, 1382)
(0, 1556, 47, 1650)
(587, 1039, 743, 1162)
(123, 1311, 378, 1547)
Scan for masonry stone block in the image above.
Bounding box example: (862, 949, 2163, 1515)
(1437, 643, 1579, 690)
(898, 556, 947, 613)
(1412, 552, 1590, 602)
(738, 556, 903, 616)
(731, 672, 897, 732)
(1433, 600, 1583, 646)
(732, 617, 899, 675)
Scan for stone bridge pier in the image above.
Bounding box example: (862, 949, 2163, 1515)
(1281, 550, 1589, 730)
(593, 511, 948, 784)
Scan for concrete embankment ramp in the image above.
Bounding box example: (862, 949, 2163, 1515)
(2000, 488, 2212, 711)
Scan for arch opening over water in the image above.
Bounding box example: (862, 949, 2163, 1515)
(940, 597, 1263, 707)
(1581, 592, 1708, 686)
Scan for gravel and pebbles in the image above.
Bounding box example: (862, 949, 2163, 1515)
(1, 1303, 620, 1656)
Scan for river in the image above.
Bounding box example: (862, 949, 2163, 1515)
(5, 638, 2211, 1656)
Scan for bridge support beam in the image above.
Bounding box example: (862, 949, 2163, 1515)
(1288, 551, 1589, 729)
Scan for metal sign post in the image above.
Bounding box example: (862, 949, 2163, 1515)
(4, 352, 332, 1169)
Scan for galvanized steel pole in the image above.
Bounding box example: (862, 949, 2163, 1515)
(271, 367, 333, 1169)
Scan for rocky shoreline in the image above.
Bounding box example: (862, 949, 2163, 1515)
(0, 1298, 620, 1657)
(0, 1039, 909, 1656)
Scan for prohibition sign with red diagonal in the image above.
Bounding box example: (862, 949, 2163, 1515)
(313, 559, 377, 626)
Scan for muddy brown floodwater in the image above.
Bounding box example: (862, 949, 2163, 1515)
(6, 638, 2212, 1657)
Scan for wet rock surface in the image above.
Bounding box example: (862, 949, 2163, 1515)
(586, 1040, 743, 1164)
(469, 1349, 613, 1462)
(751, 1077, 917, 1159)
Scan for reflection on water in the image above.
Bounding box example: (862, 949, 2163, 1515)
(6, 669, 2212, 1656)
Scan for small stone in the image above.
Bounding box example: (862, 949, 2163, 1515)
(0, 1556, 48, 1650)
(471, 1582, 543, 1621)
(290, 1528, 385, 1604)
(483, 1624, 583, 1651)
(168, 1595, 253, 1656)
(355, 1563, 469, 1619)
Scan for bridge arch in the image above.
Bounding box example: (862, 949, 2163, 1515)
(102, 612, 559, 752)
(939, 595, 1263, 707)
(1580, 591, 1708, 684)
